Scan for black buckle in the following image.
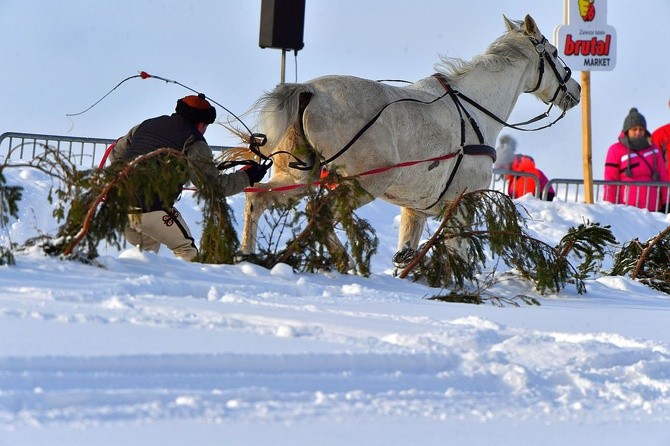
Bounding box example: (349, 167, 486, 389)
(250, 133, 267, 148)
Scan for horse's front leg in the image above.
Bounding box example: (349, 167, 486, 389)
(392, 207, 427, 267)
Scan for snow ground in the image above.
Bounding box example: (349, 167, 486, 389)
(1, 168, 670, 445)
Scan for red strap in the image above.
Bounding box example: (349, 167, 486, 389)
(243, 151, 461, 193)
(98, 139, 119, 169)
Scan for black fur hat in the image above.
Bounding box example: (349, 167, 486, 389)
(175, 93, 216, 125)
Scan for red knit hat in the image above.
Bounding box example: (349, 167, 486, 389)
(175, 93, 216, 125)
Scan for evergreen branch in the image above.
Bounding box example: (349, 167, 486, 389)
(248, 169, 377, 275)
(631, 225, 670, 279)
(396, 190, 612, 295)
(397, 189, 466, 279)
(276, 192, 330, 265)
(61, 174, 117, 256)
(62, 148, 185, 256)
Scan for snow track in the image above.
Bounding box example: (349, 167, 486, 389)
(2, 169, 670, 444)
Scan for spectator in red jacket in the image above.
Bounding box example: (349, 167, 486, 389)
(494, 135, 555, 201)
(604, 107, 669, 212)
(651, 99, 670, 179)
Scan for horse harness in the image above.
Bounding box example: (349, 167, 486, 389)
(422, 73, 496, 210)
(283, 74, 498, 211)
(268, 34, 573, 211)
(442, 36, 576, 133)
(417, 35, 576, 210)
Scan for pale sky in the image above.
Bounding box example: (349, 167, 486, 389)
(1, 0, 668, 179)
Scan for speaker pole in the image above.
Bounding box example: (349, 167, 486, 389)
(280, 49, 286, 84)
(258, 0, 305, 84)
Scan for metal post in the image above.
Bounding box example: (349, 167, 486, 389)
(280, 49, 286, 84)
(581, 71, 594, 204)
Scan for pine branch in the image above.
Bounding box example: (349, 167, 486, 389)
(247, 169, 377, 275)
(61, 173, 119, 256)
(276, 192, 330, 266)
(396, 190, 613, 295)
(62, 148, 186, 256)
(397, 189, 466, 279)
(631, 225, 670, 279)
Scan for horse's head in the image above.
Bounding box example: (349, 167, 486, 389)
(505, 15, 580, 112)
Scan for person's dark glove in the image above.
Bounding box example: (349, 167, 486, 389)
(244, 162, 270, 185)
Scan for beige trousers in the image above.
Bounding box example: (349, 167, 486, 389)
(124, 207, 198, 261)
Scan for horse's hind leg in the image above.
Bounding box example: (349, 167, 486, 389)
(241, 173, 307, 254)
(241, 122, 311, 254)
(241, 191, 265, 254)
(392, 207, 427, 267)
(242, 183, 362, 271)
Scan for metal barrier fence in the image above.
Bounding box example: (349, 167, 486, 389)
(2, 132, 669, 212)
(0, 132, 115, 169)
(490, 169, 670, 212)
(0, 132, 231, 169)
(545, 178, 670, 213)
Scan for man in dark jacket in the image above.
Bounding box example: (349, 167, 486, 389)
(110, 94, 268, 260)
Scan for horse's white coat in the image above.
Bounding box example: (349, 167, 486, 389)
(242, 15, 580, 259)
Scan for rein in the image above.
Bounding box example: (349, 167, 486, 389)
(452, 87, 566, 131)
(279, 81, 496, 209)
(244, 151, 463, 193)
(287, 92, 451, 171)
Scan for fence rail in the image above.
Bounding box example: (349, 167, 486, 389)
(491, 168, 669, 212)
(2, 132, 669, 212)
(545, 177, 670, 213)
(0, 132, 231, 169)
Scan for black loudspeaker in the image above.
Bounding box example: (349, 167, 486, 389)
(259, 0, 305, 51)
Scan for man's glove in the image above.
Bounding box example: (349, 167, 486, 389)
(244, 162, 270, 185)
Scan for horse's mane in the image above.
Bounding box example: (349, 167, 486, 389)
(435, 24, 532, 83)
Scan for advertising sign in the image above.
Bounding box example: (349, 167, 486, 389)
(555, 0, 617, 71)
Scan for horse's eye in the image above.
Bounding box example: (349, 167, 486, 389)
(552, 50, 558, 58)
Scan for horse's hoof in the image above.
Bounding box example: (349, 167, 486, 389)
(392, 247, 416, 268)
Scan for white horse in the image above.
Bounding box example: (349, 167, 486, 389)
(241, 15, 580, 266)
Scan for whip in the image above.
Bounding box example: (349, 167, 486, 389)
(67, 71, 254, 136)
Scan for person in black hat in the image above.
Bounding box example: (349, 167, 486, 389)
(109, 94, 270, 261)
(603, 107, 669, 212)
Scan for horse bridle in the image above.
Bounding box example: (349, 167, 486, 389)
(525, 35, 577, 106)
(444, 33, 578, 134)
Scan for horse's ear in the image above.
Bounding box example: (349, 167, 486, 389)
(522, 14, 541, 39)
(503, 15, 518, 32)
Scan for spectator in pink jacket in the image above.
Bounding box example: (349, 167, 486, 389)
(603, 108, 669, 212)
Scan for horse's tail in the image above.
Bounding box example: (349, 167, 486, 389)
(216, 123, 262, 164)
(257, 83, 314, 153)
(216, 146, 260, 165)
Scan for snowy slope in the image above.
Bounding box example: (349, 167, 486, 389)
(1, 168, 670, 446)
